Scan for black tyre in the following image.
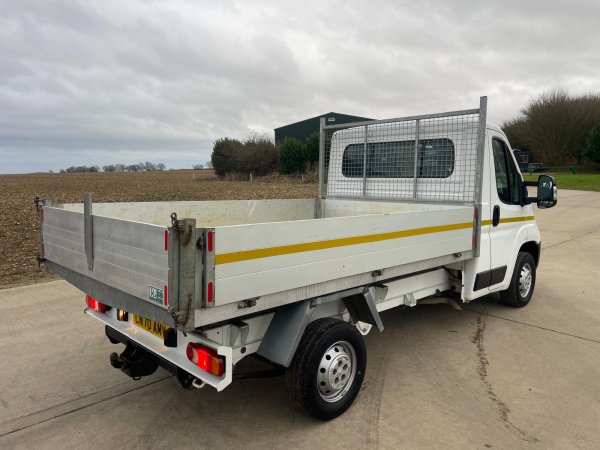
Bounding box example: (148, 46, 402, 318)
(286, 318, 367, 420)
(500, 251, 536, 307)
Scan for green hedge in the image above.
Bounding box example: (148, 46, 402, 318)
(279, 133, 320, 174)
(211, 135, 278, 177)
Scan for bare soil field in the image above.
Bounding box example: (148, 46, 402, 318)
(0, 170, 317, 288)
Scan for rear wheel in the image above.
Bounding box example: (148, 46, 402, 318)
(500, 251, 536, 307)
(286, 318, 366, 420)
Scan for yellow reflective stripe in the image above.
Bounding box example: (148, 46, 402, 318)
(481, 216, 535, 227)
(500, 215, 535, 223)
(215, 221, 474, 265)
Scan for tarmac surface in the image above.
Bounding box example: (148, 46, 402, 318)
(1, 189, 599, 449)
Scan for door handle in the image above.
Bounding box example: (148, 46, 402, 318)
(492, 205, 500, 227)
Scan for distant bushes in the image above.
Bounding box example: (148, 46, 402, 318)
(278, 133, 319, 174)
(278, 138, 305, 173)
(104, 162, 166, 172)
(61, 166, 100, 173)
(211, 134, 278, 177)
(304, 133, 320, 166)
(59, 162, 166, 173)
(210, 131, 322, 178)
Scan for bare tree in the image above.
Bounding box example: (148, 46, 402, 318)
(519, 90, 600, 165)
(502, 117, 530, 151)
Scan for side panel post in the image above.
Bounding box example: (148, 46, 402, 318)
(473, 96, 488, 257)
(83, 192, 94, 271)
(318, 117, 326, 201)
(169, 217, 196, 330)
(412, 119, 421, 199)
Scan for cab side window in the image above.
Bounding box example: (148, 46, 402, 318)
(492, 139, 521, 204)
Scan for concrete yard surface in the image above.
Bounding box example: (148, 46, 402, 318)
(1, 189, 599, 449)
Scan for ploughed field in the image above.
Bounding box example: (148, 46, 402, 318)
(0, 170, 317, 288)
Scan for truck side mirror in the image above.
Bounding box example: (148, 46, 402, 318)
(536, 175, 557, 209)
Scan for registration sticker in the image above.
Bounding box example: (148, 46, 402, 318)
(148, 285, 164, 305)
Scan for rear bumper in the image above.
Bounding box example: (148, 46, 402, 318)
(85, 307, 233, 391)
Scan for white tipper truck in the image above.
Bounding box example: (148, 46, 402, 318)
(37, 97, 557, 420)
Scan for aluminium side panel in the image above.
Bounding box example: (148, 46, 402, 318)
(62, 198, 316, 227)
(42, 207, 170, 308)
(211, 206, 474, 306)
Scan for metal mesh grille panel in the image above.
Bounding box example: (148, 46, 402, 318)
(320, 106, 483, 204)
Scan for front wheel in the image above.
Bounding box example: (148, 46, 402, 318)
(500, 251, 536, 307)
(286, 318, 367, 420)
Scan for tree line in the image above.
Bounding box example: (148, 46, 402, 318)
(210, 90, 600, 180)
(60, 162, 167, 173)
(503, 90, 600, 165)
(210, 132, 319, 178)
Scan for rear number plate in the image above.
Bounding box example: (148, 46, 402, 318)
(133, 315, 170, 339)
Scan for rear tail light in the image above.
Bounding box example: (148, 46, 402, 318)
(207, 282, 214, 303)
(207, 230, 213, 252)
(85, 295, 109, 313)
(186, 343, 224, 376)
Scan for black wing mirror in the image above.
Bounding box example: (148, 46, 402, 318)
(536, 175, 557, 208)
(524, 175, 557, 208)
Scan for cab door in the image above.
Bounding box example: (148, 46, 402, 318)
(487, 132, 527, 291)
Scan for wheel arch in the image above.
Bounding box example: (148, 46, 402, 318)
(519, 240, 541, 266)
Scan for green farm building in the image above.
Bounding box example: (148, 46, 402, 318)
(274, 112, 374, 144)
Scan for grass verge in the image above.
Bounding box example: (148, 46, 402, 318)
(524, 173, 600, 192)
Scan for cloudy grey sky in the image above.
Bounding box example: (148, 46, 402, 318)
(1, 0, 599, 173)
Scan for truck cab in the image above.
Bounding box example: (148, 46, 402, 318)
(325, 115, 556, 306)
(464, 123, 554, 304)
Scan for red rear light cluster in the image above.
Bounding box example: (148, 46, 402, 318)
(207, 282, 214, 303)
(186, 343, 224, 376)
(207, 231, 214, 252)
(85, 295, 109, 313)
(206, 230, 214, 304)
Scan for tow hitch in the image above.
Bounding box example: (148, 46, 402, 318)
(109, 341, 159, 380)
(104, 325, 205, 389)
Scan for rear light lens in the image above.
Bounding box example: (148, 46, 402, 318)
(186, 343, 224, 377)
(85, 295, 109, 313)
(207, 230, 213, 252)
(207, 282, 214, 303)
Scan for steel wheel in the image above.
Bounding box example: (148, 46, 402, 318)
(500, 251, 536, 307)
(316, 340, 357, 403)
(519, 262, 533, 298)
(286, 318, 367, 420)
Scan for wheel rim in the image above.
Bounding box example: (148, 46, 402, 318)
(519, 262, 533, 298)
(317, 340, 357, 403)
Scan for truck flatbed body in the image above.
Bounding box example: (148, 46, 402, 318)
(42, 198, 474, 328)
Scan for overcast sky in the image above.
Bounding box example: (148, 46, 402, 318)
(1, 0, 599, 173)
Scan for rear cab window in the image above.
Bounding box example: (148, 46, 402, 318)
(342, 139, 454, 178)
